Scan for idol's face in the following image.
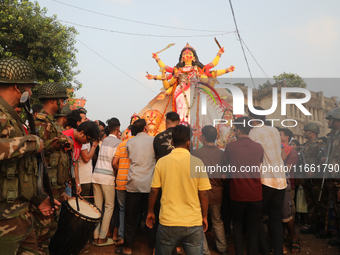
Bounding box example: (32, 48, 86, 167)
(182, 49, 195, 62)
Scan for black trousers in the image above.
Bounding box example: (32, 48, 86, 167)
(258, 185, 286, 255)
(124, 192, 158, 248)
(110, 191, 120, 232)
(231, 200, 262, 255)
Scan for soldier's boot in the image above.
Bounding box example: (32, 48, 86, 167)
(329, 235, 340, 246)
(300, 221, 319, 234)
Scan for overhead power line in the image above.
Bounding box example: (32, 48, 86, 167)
(52, 0, 227, 33)
(58, 19, 235, 38)
(75, 38, 158, 94)
(228, 0, 256, 88)
(240, 37, 269, 78)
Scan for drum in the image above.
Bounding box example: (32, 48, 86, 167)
(49, 197, 101, 255)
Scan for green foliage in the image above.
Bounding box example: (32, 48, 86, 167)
(258, 80, 272, 90)
(223, 82, 246, 87)
(258, 72, 306, 90)
(233, 82, 246, 87)
(0, 0, 81, 104)
(273, 72, 306, 88)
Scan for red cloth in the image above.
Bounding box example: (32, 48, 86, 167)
(223, 137, 264, 202)
(62, 129, 81, 161)
(282, 143, 292, 156)
(22, 125, 28, 135)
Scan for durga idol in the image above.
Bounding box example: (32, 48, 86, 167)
(146, 43, 235, 123)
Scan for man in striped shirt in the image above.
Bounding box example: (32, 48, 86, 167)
(112, 125, 137, 246)
(92, 118, 121, 246)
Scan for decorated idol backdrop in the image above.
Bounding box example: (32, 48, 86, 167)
(137, 42, 237, 148)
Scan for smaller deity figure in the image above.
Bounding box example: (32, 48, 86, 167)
(122, 114, 140, 141)
(216, 107, 236, 149)
(141, 109, 166, 137)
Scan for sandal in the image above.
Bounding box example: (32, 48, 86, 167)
(95, 237, 115, 247)
(291, 238, 301, 253)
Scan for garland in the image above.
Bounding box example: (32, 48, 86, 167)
(180, 83, 197, 120)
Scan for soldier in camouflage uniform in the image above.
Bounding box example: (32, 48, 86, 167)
(300, 122, 327, 237)
(31, 82, 73, 254)
(325, 107, 340, 248)
(54, 105, 71, 130)
(0, 57, 60, 255)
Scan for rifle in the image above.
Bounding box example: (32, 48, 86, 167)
(298, 126, 317, 196)
(20, 92, 58, 221)
(298, 150, 315, 197)
(319, 130, 334, 201)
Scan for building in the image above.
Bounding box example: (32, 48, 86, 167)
(66, 88, 86, 110)
(236, 82, 337, 144)
(68, 97, 86, 110)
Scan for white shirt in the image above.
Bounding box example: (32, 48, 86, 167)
(78, 143, 93, 184)
(249, 124, 287, 190)
(92, 134, 120, 185)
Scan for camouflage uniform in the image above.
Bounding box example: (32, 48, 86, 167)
(0, 58, 45, 255)
(323, 108, 340, 247)
(301, 139, 327, 225)
(327, 130, 340, 231)
(54, 105, 71, 130)
(32, 109, 70, 254)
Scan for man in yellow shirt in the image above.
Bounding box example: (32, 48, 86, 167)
(146, 125, 211, 255)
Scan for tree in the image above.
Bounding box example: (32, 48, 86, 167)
(258, 72, 306, 90)
(223, 82, 246, 86)
(0, 0, 81, 101)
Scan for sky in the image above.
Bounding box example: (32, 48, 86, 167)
(38, 0, 340, 129)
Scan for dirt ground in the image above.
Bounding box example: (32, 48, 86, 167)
(78, 227, 339, 255)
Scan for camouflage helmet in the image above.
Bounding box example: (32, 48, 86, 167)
(303, 122, 320, 134)
(331, 107, 340, 120)
(54, 106, 71, 117)
(325, 109, 333, 120)
(38, 82, 68, 100)
(0, 57, 39, 85)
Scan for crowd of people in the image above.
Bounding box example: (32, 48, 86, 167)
(1, 57, 340, 255)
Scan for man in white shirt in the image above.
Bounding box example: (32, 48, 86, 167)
(248, 107, 287, 255)
(92, 118, 121, 246)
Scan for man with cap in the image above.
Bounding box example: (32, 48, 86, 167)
(54, 105, 71, 130)
(0, 57, 60, 255)
(33, 82, 74, 253)
(300, 122, 327, 237)
(325, 107, 340, 248)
